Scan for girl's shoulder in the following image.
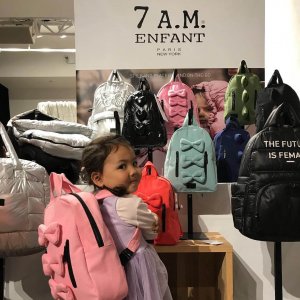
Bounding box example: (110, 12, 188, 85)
(118, 194, 143, 203)
(116, 194, 148, 216)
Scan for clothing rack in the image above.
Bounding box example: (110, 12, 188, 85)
(274, 242, 283, 300)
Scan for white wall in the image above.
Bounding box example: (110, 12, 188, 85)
(0, 52, 76, 117)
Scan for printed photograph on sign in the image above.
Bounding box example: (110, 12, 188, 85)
(76, 68, 265, 126)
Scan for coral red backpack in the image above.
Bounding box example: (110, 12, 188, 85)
(135, 161, 182, 245)
(157, 70, 199, 141)
(38, 173, 140, 300)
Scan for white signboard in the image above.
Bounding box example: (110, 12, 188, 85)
(74, 0, 265, 70)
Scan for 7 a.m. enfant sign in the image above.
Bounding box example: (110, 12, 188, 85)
(75, 0, 264, 69)
(134, 7, 206, 44)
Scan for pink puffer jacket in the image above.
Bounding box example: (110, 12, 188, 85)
(192, 80, 228, 138)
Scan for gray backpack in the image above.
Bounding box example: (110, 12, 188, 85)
(88, 70, 135, 138)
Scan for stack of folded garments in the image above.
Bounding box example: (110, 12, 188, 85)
(7, 109, 92, 183)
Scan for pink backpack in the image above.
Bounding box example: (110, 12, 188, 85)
(135, 161, 182, 245)
(38, 173, 140, 300)
(157, 71, 199, 141)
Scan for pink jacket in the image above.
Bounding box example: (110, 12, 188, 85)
(193, 80, 228, 138)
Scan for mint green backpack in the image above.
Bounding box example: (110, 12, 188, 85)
(164, 110, 217, 192)
(224, 60, 262, 125)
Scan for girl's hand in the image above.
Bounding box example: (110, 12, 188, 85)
(152, 215, 159, 233)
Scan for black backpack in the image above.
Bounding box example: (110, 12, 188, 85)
(122, 77, 167, 148)
(231, 102, 300, 241)
(255, 69, 300, 132)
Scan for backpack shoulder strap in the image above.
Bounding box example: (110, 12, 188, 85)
(119, 228, 141, 266)
(95, 189, 142, 265)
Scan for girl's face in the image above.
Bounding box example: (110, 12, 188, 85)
(196, 92, 213, 121)
(92, 145, 141, 194)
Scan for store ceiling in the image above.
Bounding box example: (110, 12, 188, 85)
(0, 0, 76, 100)
(0, 17, 75, 48)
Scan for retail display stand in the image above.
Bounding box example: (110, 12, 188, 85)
(147, 148, 153, 162)
(155, 232, 233, 300)
(274, 242, 283, 300)
(181, 194, 206, 240)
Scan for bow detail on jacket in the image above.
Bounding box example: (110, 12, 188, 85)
(136, 192, 162, 215)
(182, 170, 206, 184)
(49, 279, 74, 300)
(42, 254, 64, 277)
(38, 223, 61, 246)
(180, 139, 205, 153)
(182, 154, 205, 168)
(168, 88, 187, 99)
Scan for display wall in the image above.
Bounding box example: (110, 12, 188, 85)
(73, 1, 277, 300)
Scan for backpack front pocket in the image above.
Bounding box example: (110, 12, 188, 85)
(255, 182, 300, 241)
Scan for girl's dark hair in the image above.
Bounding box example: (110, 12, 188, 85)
(81, 135, 132, 186)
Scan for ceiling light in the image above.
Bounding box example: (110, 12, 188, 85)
(0, 47, 76, 53)
(60, 35, 67, 39)
(36, 34, 43, 38)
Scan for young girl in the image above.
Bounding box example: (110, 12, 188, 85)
(81, 135, 173, 300)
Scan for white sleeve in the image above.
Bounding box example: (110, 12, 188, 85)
(116, 195, 158, 240)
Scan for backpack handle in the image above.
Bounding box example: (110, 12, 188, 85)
(138, 77, 150, 91)
(237, 60, 250, 74)
(49, 172, 81, 199)
(264, 102, 300, 128)
(0, 122, 22, 170)
(267, 69, 283, 87)
(108, 70, 123, 83)
(182, 109, 197, 127)
(225, 115, 240, 129)
(142, 161, 159, 177)
(169, 69, 182, 83)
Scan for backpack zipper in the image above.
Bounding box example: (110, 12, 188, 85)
(261, 106, 265, 127)
(232, 91, 236, 111)
(161, 204, 166, 232)
(175, 151, 179, 177)
(254, 90, 257, 109)
(204, 151, 208, 179)
(70, 193, 104, 248)
(63, 240, 77, 288)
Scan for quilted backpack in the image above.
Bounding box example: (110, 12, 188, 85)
(213, 116, 250, 183)
(122, 77, 167, 148)
(224, 60, 262, 125)
(88, 70, 135, 138)
(157, 70, 199, 140)
(38, 173, 140, 300)
(164, 110, 217, 192)
(255, 69, 300, 132)
(231, 102, 300, 241)
(135, 161, 182, 245)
